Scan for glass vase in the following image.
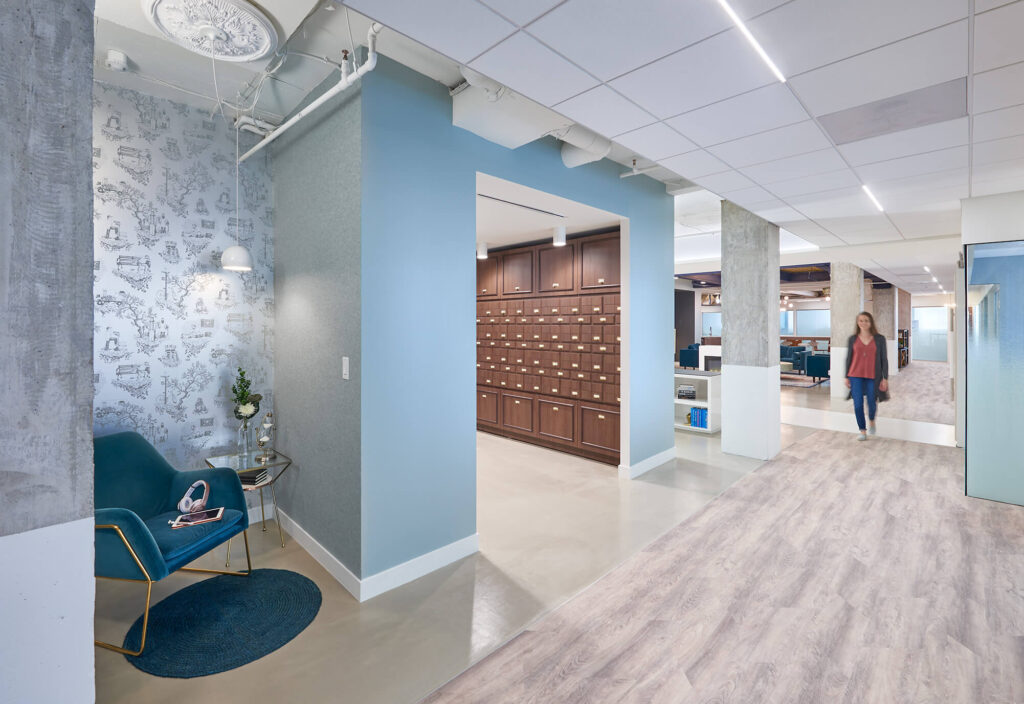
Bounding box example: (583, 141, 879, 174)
(237, 418, 252, 462)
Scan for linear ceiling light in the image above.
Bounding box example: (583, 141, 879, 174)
(715, 0, 786, 83)
(861, 184, 884, 212)
(923, 265, 931, 272)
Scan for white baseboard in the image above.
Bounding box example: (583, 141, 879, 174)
(275, 507, 361, 600)
(360, 533, 479, 601)
(275, 508, 479, 602)
(618, 447, 676, 479)
(247, 502, 275, 527)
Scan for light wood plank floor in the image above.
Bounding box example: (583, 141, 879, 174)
(424, 430, 1024, 704)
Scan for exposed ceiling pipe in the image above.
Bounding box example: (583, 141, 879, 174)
(553, 124, 612, 168)
(238, 22, 383, 163)
(620, 157, 661, 179)
(235, 115, 277, 136)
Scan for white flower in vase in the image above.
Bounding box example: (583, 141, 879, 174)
(237, 402, 256, 418)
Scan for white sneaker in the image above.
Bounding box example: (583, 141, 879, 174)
(868, 425, 877, 436)
(857, 433, 868, 441)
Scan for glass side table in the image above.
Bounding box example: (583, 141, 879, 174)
(205, 449, 292, 559)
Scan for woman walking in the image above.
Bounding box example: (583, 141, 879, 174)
(845, 311, 889, 441)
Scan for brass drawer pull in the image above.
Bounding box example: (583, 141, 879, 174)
(514, 285, 520, 290)
(597, 414, 605, 419)
(552, 407, 559, 412)
(552, 282, 559, 287)
(598, 277, 605, 284)
(514, 400, 520, 405)
(481, 394, 487, 398)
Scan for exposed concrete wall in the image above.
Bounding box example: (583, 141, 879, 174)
(898, 288, 911, 330)
(862, 279, 873, 315)
(829, 262, 864, 346)
(873, 286, 897, 338)
(0, 0, 95, 536)
(721, 200, 779, 367)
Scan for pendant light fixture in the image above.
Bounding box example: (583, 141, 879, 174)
(222, 123, 253, 272)
(552, 225, 567, 247)
(477, 242, 488, 260)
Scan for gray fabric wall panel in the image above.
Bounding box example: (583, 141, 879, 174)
(271, 88, 362, 576)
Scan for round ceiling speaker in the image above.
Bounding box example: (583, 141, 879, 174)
(143, 0, 278, 62)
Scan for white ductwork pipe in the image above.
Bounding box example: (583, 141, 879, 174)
(235, 115, 276, 136)
(555, 124, 612, 168)
(238, 22, 383, 163)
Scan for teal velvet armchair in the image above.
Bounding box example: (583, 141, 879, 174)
(94, 431, 252, 655)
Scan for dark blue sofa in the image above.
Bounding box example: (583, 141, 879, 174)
(679, 343, 699, 368)
(780, 345, 808, 373)
(805, 353, 831, 381)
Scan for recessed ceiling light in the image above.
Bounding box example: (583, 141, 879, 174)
(861, 184, 884, 212)
(714, 0, 786, 83)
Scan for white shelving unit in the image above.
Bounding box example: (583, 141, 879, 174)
(674, 370, 721, 434)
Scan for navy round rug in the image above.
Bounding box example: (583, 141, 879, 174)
(123, 568, 321, 677)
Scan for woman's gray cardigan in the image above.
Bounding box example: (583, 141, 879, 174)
(844, 333, 890, 402)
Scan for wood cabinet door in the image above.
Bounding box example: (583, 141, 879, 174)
(501, 251, 534, 295)
(477, 257, 498, 297)
(580, 236, 620, 289)
(580, 405, 620, 453)
(538, 246, 574, 292)
(538, 398, 575, 442)
(501, 392, 534, 433)
(477, 389, 498, 425)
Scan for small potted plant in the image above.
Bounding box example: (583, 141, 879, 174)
(231, 368, 262, 457)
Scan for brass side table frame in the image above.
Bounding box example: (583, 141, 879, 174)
(205, 450, 292, 558)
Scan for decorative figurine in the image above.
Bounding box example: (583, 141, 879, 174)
(256, 411, 275, 462)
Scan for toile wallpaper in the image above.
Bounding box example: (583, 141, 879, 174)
(92, 82, 274, 470)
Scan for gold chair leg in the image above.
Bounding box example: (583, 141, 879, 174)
(271, 483, 285, 548)
(95, 577, 153, 656)
(180, 529, 253, 577)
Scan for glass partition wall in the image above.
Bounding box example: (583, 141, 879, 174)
(966, 240, 1024, 506)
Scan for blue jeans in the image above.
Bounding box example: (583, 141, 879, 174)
(849, 377, 876, 431)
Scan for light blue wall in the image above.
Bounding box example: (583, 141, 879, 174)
(359, 57, 674, 576)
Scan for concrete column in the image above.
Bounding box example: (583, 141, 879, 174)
(720, 201, 779, 459)
(872, 285, 899, 376)
(0, 0, 96, 700)
(862, 279, 873, 315)
(829, 262, 864, 398)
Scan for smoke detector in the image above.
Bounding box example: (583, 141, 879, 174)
(142, 0, 278, 62)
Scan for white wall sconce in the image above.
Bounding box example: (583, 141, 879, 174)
(552, 225, 566, 247)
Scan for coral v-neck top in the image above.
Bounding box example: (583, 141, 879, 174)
(848, 336, 876, 379)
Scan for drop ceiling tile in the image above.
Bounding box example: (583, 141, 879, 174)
(754, 203, 803, 224)
(972, 161, 1024, 197)
(615, 122, 697, 160)
(837, 118, 968, 166)
(974, 104, 1024, 143)
(769, 168, 862, 198)
(973, 62, 1024, 114)
(344, 0, 515, 63)
(973, 135, 1024, 166)
(787, 186, 881, 220)
(664, 83, 808, 147)
(555, 86, 656, 137)
(856, 146, 968, 183)
(727, 0, 792, 20)
(974, 1, 1024, 73)
(976, 0, 1017, 11)
(871, 171, 968, 210)
(779, 229, 820, 252)
(740, 148, 847, 184)
(470, 32, 599, 106)
(817, 214, 899, 236)
(526, 0, 730, 81)
(478, 0, 563, 26)
(835, 226, 904, 244)
(788, 21, 968, 117)
(720, 186, 776, 209)
(749, 0, 966, 77)
(777, 221, 846, 247)
(660, 150, 731, 179)
(707, 120, 831, 168)
(610, 29, 776, 119)
(888, 210, 961, 238)
(692, 170, 756, 194)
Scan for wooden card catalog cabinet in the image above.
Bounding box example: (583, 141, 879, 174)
(476, 231, 620, 465)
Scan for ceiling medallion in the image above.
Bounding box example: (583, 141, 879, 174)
(143, 0, 278, 63)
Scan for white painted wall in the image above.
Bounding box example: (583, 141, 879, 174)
(962, 191, 1024, 245)
(0, 518, 95, 704)
(721, 364, 780, 459)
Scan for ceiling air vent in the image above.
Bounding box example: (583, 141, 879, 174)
(143, 0, 278, 63)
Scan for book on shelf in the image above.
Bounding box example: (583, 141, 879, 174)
(238, 468, 268, 485)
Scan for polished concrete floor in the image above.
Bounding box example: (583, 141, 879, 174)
(95, 428, 811, 704)
(426, 430, 1024, 703)
(781, 361, 955, 446)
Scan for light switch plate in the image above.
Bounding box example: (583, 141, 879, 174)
(342, 356, 350, 380)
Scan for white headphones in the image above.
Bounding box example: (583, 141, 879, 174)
(178, 480, 210, 514)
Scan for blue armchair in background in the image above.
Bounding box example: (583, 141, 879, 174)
(780, 345, 808, 373)
(678, 343, 700, 369)
(94, 431, 252, 655)
(806, 353, 831, 381)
